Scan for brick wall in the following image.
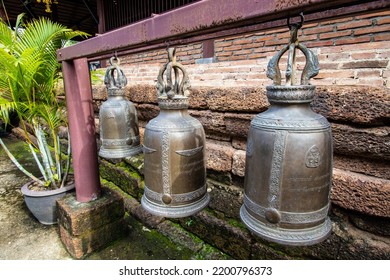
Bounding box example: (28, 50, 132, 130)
(118, 9, 390, 88)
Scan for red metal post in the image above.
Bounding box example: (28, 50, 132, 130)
(62, 58, 101, 202)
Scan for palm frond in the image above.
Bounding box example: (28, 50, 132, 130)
(0, 13, 88, 188)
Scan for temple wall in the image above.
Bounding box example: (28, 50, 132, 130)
(91, 9, 389, 259)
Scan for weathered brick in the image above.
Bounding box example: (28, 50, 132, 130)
(376, 17, 390, 25)
(207, 182, 243, 219)
(232, 150, 246, 177)
(319, 30, 352, 39)
(206, 87, 269, 112)
(188, 87, 209, 109)
(189, 110, 226, 135)
(358, 78, 384, 87)
(92, 86, 107, 101)
(59, 218, 127, 259)
(356, 69, 382, 78)
(335, 36, 372, 46)
(305, 40, 334, 48)
(232, 137, 247, 150)
(304, 25, 334, 35)
(313, 85, 389, 126)
(179, 211, 252, 259)
(225, 113, 255, 138)
(374, 33, 390, 42)
(354, 24, 390, 36)
(137, 103, 160, 122)
(356, 10, 390, 19)
(206, 141, 235, 172)
(99, 160, 143, 198)
(57, 187, 125, 236)
(351, 52, 377, 60)
(126, 84, 157, 104)
(340, 60, 388, 69)
(156, 220, 203, 252)
(332, 124, 390, 160)
(230, 55, 247, 61)
(334, 155, 390, 180)
(337, 19, 372, 30)
(233, 38, 253, 45)
(331, 168, 390, 217)
(132, 205, 165, 229)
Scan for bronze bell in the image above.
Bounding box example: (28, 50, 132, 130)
(141, 48, 209, 218)
(99, 57, 142, 159)
(240, 16, 333, 246)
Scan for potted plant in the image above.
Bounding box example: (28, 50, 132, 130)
(0, 14, 88, 224)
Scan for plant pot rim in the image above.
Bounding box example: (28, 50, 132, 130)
(21, 179, 75, 197)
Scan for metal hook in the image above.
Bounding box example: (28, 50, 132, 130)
(165, 40, 171, 51)
(287, 12, 304, 30)
(167, 47, 177, 64)
(109, 55, 120, 66)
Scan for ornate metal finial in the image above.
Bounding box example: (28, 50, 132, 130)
(156, 47, 191, 99)
(104, 56, 127, 90)
(267, 13, 319, 86)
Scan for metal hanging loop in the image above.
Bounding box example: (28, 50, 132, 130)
(267, 12, 319, 86)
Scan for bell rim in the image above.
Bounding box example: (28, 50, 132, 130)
(141, 193, 210, 218)
(240, 206, 332, 246)
(98, 144, 143, 159)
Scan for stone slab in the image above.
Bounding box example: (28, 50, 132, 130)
(331, 168, 390, 217)
(313, 85, 390, 126)
(332, 124, 390, 160)
(206, 141, 235, 172)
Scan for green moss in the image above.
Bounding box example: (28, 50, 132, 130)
(124, 153, 145, 174)
(194, 243, 232, 260)
(99, 159, 144, 198)
(227, 217, 247, 231)
(87, 215, 195, 260)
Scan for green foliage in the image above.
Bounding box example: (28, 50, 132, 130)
(0, 13, 89, 188)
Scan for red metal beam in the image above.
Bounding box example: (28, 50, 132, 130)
(57, 0, 390, 62)
(62, 58, 101, 202)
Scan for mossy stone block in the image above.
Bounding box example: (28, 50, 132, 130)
(57, 187, 124, 236)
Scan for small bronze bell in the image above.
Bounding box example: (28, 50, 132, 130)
(99, 57, 142, 159)
(240, 16, 333, 246)
(141, 48, 209, 218)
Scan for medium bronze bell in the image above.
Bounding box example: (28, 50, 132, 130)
(99, 57, 142, 159)
(240, 17, 333, 246)
(141, 48, 209, 218)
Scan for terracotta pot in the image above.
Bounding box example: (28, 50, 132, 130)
(21, 180, 75, 225)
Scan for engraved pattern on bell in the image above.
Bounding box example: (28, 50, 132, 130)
(141, 48, 210, 218)
(99, 57, 142, 159)
(240, 17, 333, 246)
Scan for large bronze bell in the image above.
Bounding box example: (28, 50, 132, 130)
(99, 57, 142, 159)
(141, 48, 209, 218)
(240, 17, 333, 246)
